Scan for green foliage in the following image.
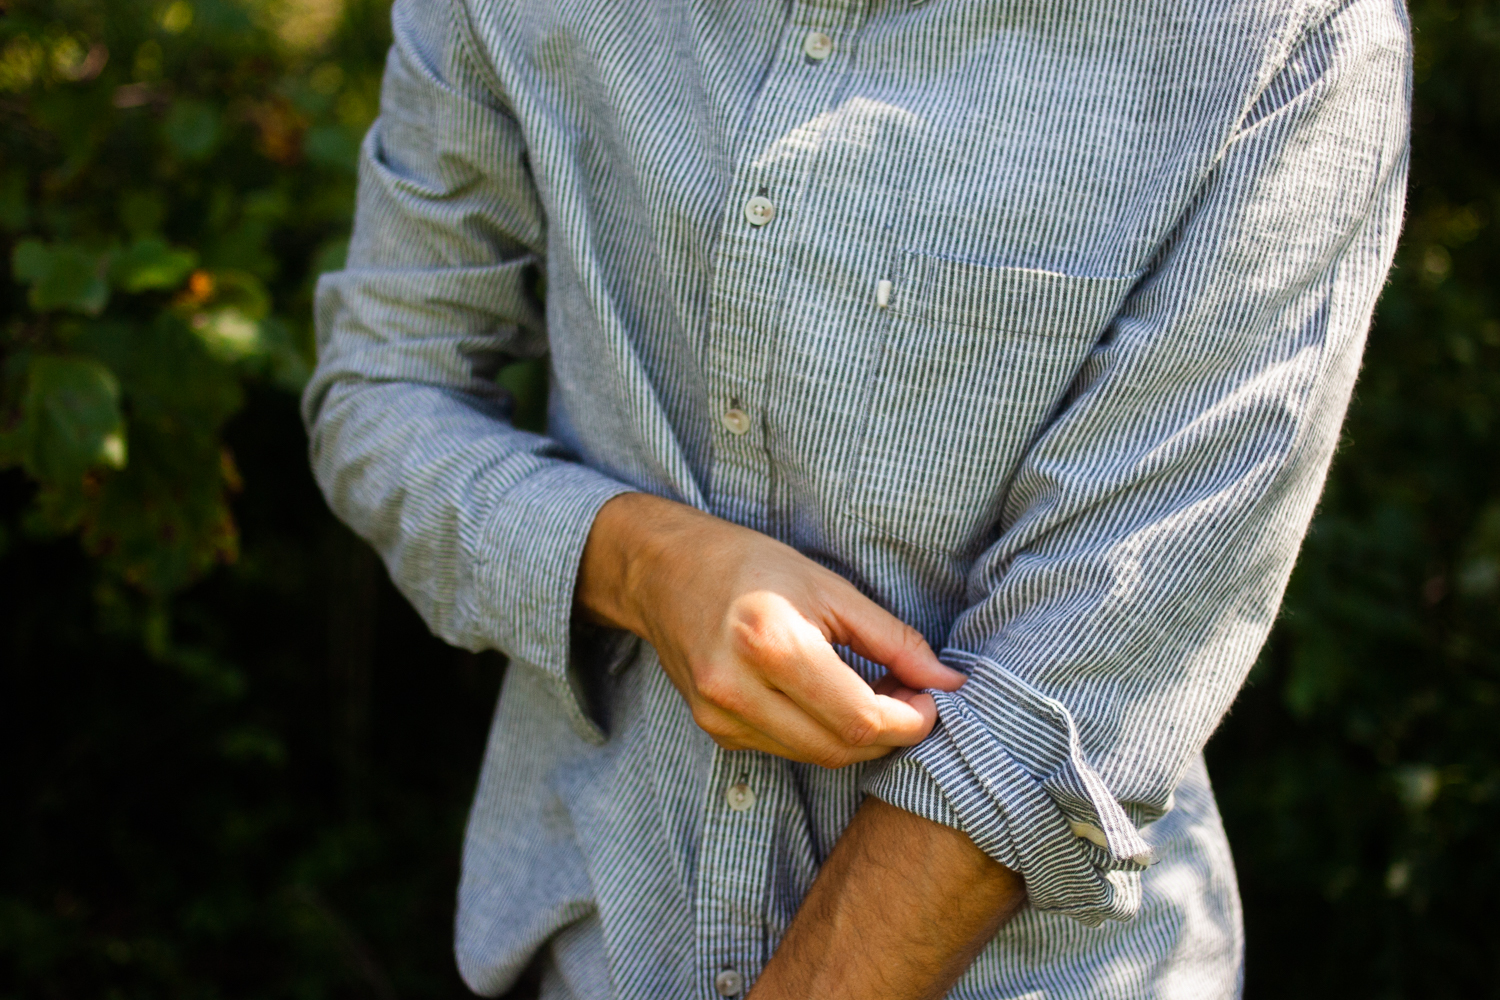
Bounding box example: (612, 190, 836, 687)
(0, 0, 1496, 997)
(113, 238, 199, 294)
(0, 2, 506, 998)
(0, 0, 378, 595)
(6, 354, 126, 479)
(1205, 0, 1500, 993)
(12, 240, 111, 313)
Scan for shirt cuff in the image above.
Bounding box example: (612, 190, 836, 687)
(469, 459, 635, 745)
(860, 649, 1154, 925)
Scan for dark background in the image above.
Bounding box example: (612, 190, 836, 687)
(2, 0, 1496, 997)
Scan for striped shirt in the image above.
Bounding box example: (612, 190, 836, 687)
(303, 0, 1410, 996)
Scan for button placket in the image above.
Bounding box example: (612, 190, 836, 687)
(702, 148, 833, 527)
(695, 5, 867, 995)
(694, 752, 781, 999)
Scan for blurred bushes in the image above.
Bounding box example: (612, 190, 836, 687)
(0, 0, 1496, 997)
(0, 0, 383, 595)
(1, 2, 503, 997)
(1205, 1, 1500, 992)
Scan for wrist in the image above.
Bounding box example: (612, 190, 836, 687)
(576, 491, 703, 638)
(576, 492, 647, 634)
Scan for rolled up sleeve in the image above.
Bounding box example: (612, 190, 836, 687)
(303, 0, 632, 742)
(864, 0, 1411, 924)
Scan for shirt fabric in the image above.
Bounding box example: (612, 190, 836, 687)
(303, 0, 1410, 996)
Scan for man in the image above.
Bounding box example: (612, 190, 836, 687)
(304, 0, 1410, 996)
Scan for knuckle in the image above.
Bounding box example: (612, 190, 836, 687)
(727, 600, 795, 666)
(810, 742, 854, 770)
(690, 702, 734, 739)
(895, 623, 931, 660)
(694, 666, 741, 712)
(840, 709, 882, 748)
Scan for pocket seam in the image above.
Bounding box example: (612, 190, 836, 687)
(889, 250, 1138, 335)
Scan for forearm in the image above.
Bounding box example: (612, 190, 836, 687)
(749, 797, 1026, 1000)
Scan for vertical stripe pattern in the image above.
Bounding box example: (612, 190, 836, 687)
(303, 0, 1411, 997)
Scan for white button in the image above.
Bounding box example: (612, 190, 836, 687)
(743, 195, 775, 227)
(720, 408, 751, 436)
(1068, 819, 1152, 866)
(715, 969, 745, 996)
(875, 279, 892, 309)
(803, 31, 834, 61)
(725, 781, 756, 811)
(1067, 819, 1109, 849)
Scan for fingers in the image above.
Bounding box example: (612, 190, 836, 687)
(689, 693, 897, 768)
(823, 583, 967, 693)
(726, 593, 935, 750)
(883, 687, 939, 733)
(777, 622, 937, 748)
(658, 531, 965, 768)
(873, 673, 939, 723)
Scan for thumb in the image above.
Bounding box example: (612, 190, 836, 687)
(828, 589, 966, 693)
(879, 681, 940, 734)
(873, 673, 942, 731)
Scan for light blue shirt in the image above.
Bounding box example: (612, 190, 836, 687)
(304, 0, 1410, 996)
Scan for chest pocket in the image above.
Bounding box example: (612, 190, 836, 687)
(843, 251, 1135, 556)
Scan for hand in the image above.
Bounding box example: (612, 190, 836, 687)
(577, 492, 966, 767)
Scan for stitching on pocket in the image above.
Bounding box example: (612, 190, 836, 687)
(890, 251, 1138, 335)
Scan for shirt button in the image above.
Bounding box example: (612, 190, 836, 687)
(720, 408, 751, 436)
(743, 195, 775, 227)
(725, 781, 756, 811)
(714, 969, 746, 996)
(803, 30, 834, 61)
(1067, 819, 1109, 849)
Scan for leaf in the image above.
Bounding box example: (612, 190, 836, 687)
(175, 269, 273, 362)
(11, 239, 111, 315)
(199, 269, 270, 319)
(73, 316, 243, 431)
(11, 238, 49, 281)
(112, 237, 198, 293)
(163, 99, 221, 160)
(22, 355, 127, 482)
(72, 399, 240, 593)
(29, 318, 247, 593)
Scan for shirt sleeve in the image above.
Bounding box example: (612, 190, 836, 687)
(862, 0, 1411, 924)
(302, 0, 634, 743)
